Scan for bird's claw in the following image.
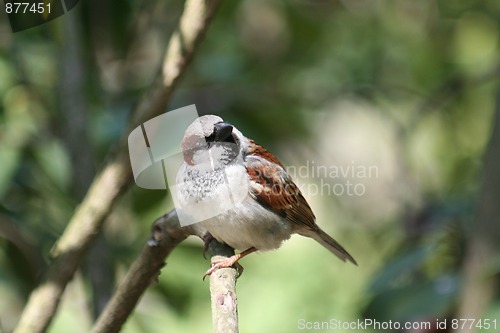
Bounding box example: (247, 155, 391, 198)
(202, 257, 244, 281)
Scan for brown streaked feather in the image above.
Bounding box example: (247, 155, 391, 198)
(245, 144, 357, 265)
(246, 140, 285, 168)
(245, 141, 318, 231)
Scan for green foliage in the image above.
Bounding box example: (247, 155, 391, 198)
(365, 274, 459, 322)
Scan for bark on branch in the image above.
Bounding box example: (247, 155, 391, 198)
(13, 1, 221, 332)
(91, 211, 199, 333)
(90, 213, 240, 333)
(207, 241, 239, 333)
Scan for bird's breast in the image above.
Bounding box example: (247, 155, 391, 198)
(201, 196, 293, 251)
(174, 163, 249, 226)
(174, 162, 293, 250)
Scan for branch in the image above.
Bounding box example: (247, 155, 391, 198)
(91, 218, 240, 333)
(207, 241, 239, 333)
(91, 211, 199, 333)
(13, 1, 221, 332)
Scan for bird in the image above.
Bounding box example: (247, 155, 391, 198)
(174, 115, 356, 279)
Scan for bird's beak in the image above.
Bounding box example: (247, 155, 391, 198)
(214, 122, 233, 142)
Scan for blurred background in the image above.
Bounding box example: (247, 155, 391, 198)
(1, 0, 499, 332)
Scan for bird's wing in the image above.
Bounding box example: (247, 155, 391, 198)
(245, 140, 317, 230)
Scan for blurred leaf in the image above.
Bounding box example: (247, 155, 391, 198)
(453, 12, 498, 70)
(0, 148, 21, 199)
(17, 42, 57, 90)
(4, 241, 34, 294)
(3, 86, 39, 142)
(369, 246, 432, 293)
(364, 274, 459, 322)
(33, 139, 72, 191)
(0, 57, 15, 96)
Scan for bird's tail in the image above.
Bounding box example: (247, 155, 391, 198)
(299, 227, 357, 265)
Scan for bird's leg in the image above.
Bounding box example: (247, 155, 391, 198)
(202, 232, 215, 259)
(203, 247, 257, 280)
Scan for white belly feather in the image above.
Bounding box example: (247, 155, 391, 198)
(201, 196, 292, 251)
(175, 162, 292, 251)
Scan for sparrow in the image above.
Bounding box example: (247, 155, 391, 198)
(174, 115, 356, 279)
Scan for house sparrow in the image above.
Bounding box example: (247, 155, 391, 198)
(174, 115, 356, 278)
